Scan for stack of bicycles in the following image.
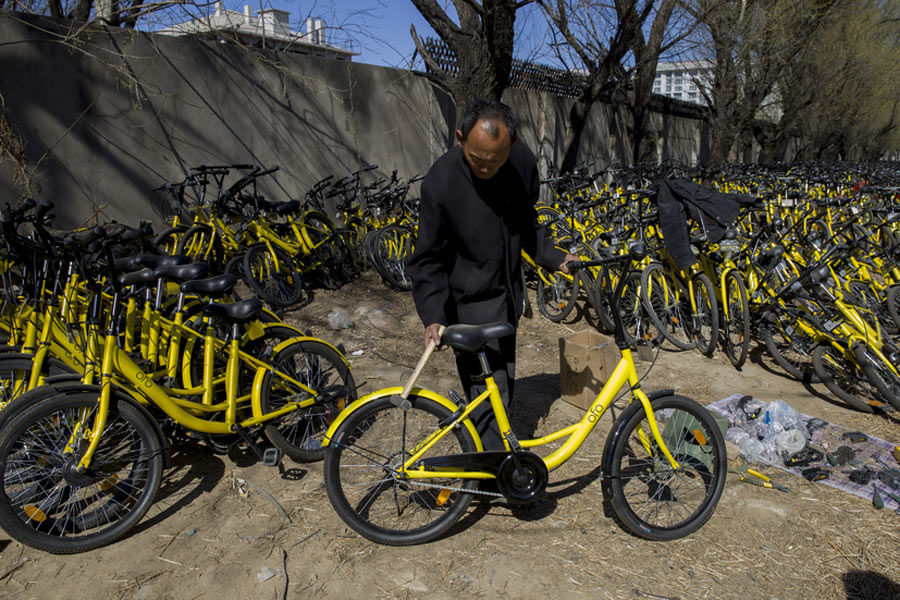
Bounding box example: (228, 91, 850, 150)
(0, 197, 356, 553)
(531, 162, 900, 414)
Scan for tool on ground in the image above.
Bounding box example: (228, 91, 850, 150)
(731, 457, 789, 492)
(841, 431, 868, 443)
(873, 482, 884, 509)
(802, 467, 830, 482)
(826, 445, 857, 466)
(846, 468, 875, 485)
(784, 446, 824, 468)
(805, 418, 828, 436)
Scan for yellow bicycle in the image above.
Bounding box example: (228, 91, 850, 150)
(322, 245, 726, 545)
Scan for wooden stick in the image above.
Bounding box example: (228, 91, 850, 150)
(400, 325, 446, 399)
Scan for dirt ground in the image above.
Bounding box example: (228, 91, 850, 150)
(1, 270, 899, 600)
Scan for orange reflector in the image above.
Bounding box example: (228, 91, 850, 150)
(337, 398, 346, 412)
(24, 505, 47, 522)
(100, 475, 118, 492)
(435, 489, 452, 506)
(693, 429, 707, 445)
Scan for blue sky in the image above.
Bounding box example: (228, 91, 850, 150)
(201, 1, 552, 68)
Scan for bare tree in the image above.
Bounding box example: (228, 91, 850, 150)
(622, 0, 683, 165)
(537, 1, 631, 172)
(409, 0, 533, 125)
(688, 0, 837, 169)
(773, 0, 900, 160)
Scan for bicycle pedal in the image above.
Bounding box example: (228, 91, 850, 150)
(262, 447, 283, 467)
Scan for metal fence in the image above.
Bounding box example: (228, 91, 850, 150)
(422, 37, 585, 98)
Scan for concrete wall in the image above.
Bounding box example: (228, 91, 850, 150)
(0, 11, 706, 228)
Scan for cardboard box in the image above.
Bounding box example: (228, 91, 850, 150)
(559, 329, 619, 410)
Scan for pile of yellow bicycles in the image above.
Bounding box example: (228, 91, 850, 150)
(0, 197, 356, 553)
(531, 162, 900, 415)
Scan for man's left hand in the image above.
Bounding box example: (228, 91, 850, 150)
(558, 253, 578, 274)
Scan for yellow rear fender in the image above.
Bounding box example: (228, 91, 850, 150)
(322, 386, 483, 451)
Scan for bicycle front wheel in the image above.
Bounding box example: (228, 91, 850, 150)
(603, 394, 726, 541)
(259, 340, 357, 462)
(689, 272, 718, 357)
(323, 394, 477, 546)
(0, 392, 163, 554)
(640, 263, 694, 350)
(721, 270, 750, 369)
(536, 269, 579, 322)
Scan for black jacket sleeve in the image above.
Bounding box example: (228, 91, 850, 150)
(408, 175, 453, 327)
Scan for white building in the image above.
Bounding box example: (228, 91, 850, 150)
(652, 60, 714, 106)
(156, 2, 358, 60)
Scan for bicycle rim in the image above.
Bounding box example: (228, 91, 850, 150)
(812, 344, 883, 413)
(260, 341, 357, 462)
(323, 395, 477, 545)
(0, 393, 163, 553)
(605, 395, 726, 541)
(690, 273, 718, 357)
(641, 264, 694, 350)
(722, 270, 750, 369)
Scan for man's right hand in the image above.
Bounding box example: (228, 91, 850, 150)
(424, 323, 447, 350)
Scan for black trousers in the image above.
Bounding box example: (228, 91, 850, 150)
(454, 332, 516, 451)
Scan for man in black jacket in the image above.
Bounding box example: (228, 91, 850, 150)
(408, 99, 574, 449)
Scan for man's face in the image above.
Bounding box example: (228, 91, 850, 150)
(456, 119, 513, 180)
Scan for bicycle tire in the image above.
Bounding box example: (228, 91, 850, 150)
(373, 225, 415, 290)
(620, 271, 656, 346)
(242, 243, 304, 308)
(0, 356, 47, 408)
(721, 270, 750, 369)
(812, 344, 884, 413)
(603, 394, 726, 541)
(0, 392, 163, 554)
(153, 225, 188, 256)
(301, 210, 339, 247)
(589, 260, 623, 334)
(640, 263, 694, 350)
(690, 272, 719, 357)
(176, 224, 224, 274)
(323, 394, 477, 545)
(853, 342, 900, 410)
(536, 268, 579, 322)
(887, 285, 900, 333)
(760, 310, 819, 382)
(258, 340, 357, 462)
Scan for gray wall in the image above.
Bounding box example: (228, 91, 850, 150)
(0, 11, 705, 228)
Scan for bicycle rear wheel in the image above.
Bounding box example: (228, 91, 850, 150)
(854, 342, 900, 410)
(812, 344, 885, 413)
(323, 394, 477, 545)
(259, 340, 357, 462)
(242, 243, 304, 307)
(603, 394, 726, 541)
(373, 225, 415, 290)
(0, 392, 163, 553)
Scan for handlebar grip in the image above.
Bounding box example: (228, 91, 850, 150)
(120, 224, 154, 243)
(72, 225, 106, 246)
